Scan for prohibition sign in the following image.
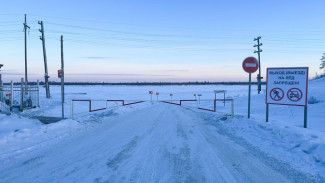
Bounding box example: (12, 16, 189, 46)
(287, 88, 303, 102)
(270, 88, 284, 101)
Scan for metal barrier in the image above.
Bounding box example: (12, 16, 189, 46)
(0, 81, 39, 114)
(0, 101, 10, 114)
(71, 99, 145, 119)
(161, 99, 234, 116)
(71, 98, 234, 119)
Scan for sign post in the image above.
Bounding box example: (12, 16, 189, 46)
(156, 92, 159, 102)
(170, 93, 173, 101)
(242, 57, 259, 119)
(198, 94, 202, 104)
(266, 67, 308, 128)
(149, 91, 153, 102)
(214, 90, 226, 106)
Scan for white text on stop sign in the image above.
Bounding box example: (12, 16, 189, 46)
(245, 63, 257, 67)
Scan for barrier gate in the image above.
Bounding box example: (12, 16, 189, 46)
(71, 98, 234, 119)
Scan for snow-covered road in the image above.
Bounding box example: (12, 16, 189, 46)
(0, 103, 321, 182)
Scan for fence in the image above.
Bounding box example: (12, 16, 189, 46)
(0, 81, 40, 114)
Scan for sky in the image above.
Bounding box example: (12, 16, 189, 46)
(0, 0, 325, 82)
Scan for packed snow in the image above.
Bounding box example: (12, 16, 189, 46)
(0, 77, 324, 182)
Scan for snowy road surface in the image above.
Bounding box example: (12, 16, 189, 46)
(0, 103, 320, 182)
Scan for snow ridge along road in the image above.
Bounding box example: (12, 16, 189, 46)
(0, 103, 322, 182)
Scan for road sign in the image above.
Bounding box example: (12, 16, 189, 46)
(170, 94, 173, 96)
(266, 67, 308, 106)
(242, 57, 258, 73)
(156, 92, 159, 95)
(149, 91, 153, 94)
(198, 94, 202, 96)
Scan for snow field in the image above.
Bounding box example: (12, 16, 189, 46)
(0, 77, 324, 182)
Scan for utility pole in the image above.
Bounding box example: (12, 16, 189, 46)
(23, 14, 30, 93)
(254, 36, 263, 94)
(38, 21, 50, 98)
(60, 35, 65, 118)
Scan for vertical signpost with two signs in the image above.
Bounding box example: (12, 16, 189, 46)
(266, 67, 309, 128)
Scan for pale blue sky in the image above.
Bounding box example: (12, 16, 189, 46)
(0, 0, 324, 82)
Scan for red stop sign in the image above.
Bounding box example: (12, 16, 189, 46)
(242, 57, 258, 73)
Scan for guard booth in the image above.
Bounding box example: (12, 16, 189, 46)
(0, 80, 40, 114)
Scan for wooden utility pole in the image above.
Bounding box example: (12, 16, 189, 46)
(38, 21, 50, 98)
(254, 36, 263, 94)
(61, 35, 65, 118)
(23, 14, 30, 93)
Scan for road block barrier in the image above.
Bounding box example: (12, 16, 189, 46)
(161, 99, 234, 116)
(71, 99, 145, 119)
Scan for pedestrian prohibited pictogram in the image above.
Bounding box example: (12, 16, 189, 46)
(270, 88, 284, 101)
(287, 88, 302, 102)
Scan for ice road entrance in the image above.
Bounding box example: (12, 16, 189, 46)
(0, 103, 316, 182)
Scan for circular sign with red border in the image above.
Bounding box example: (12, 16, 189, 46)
(242, 57, 259, 73)
(287, 88, 303, 102)
(270, 88, 284, 101)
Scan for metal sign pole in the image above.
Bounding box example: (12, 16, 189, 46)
(10, 81, 13, 113)
(266, 104, 269, 122)
(304, 106, 307, 128)
(248, 73, 251, 118)
(243, 57, 258, 119)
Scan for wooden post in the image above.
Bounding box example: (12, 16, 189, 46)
(38, 21, 50, 98)
(61, 35, 65, 119)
